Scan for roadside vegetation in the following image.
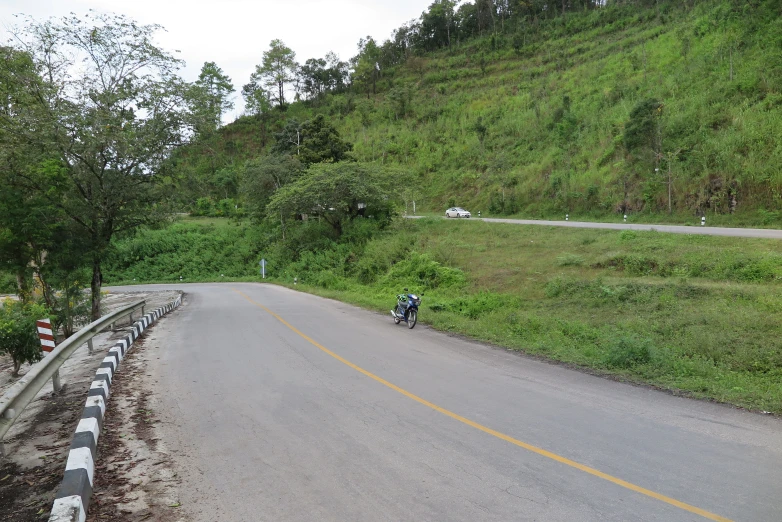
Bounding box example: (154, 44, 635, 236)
(102, 216, 782, 414)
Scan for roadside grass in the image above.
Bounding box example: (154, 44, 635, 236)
(274, 218, 782, 414)
(105, 216, 782, 413)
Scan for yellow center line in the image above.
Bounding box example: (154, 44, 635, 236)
(233, 288, 732, 522)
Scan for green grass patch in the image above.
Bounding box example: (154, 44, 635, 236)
(108, 216, 782, 414)
(273, 218, 782, 414)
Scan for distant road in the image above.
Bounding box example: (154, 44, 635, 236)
(409, 216, 782, 239)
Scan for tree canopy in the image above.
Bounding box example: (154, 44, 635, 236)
(190, 61, 235, 133)
(5, 12, 191, 318)
(266, 162, 398, 235)
(256, 39, 298, 107)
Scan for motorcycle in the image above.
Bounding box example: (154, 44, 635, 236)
(391, 288, 421, 329)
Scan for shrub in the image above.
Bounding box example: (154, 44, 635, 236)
(0, 300, 49, 376)
(0, 272, 16, 294)
(604, 335, 653, 369)
(382, 252, 467, 290)
(556, 253, 585, 266)
(193, 197, 214, 216)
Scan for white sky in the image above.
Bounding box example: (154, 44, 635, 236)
(0, 0, 435, 120)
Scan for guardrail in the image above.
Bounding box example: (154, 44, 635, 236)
(0, 299, 146, 455)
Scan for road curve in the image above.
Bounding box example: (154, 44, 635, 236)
(113, 283, 782, 521)
(408, 216, 782, 239)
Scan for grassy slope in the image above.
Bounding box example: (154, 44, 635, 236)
(194, 1, 782, 225)
(282, 218, 782, 413)
(106, 217, 782, 414)
(337, 1, 782, 219)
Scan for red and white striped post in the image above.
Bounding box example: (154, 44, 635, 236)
(36, 318, 62, 393)
(37, 319, 55, 353)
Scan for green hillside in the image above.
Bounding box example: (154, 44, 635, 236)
(175, 0, 782, 224)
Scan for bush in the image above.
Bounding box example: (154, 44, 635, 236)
(104, 222, 269, 282)
(556, 253, 585, 266)
(0, 272, 16, 294)
(0, 300, 49, 376)
(353, 233, 413, 284)
(604, 335, 653, 369)
(382, 252, 467, 290)
(193, 197, 214, 216)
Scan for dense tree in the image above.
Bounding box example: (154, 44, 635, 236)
(240, 154, 304, 223)
(255, 39, 298, 107)
(272, 115, 352, 165)
(299, 58, 329, 100)
(624, 98, 664, 159)
(190, 61, 234, 133)
(0, 47, 52, 300)
(419, 0, 457, 50)
(351, 37, 382, 96)
(8, 12, 190, 319)
(266, 162, 397, 235)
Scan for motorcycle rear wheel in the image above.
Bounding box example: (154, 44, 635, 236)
(407, 310, 417, 329)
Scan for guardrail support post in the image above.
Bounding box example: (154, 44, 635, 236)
(141, 305, 145, 316)
(87, 338, 94, 355)
(52, 369, 62, 394)
(0, 440, 6, 458)
(129, 312, 134, 325)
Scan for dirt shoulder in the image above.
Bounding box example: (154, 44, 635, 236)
(86, 331, 185, 522)
(0, 290, 183, 521)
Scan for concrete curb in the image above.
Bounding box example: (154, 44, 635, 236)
(48, 295, 182, 522)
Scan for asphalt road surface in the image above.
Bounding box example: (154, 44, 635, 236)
(410, 216, 782, 239)
(115, 283, 782, 522)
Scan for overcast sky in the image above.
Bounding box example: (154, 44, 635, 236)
(0, 0, 435, 119)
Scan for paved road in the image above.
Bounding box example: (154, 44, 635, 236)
(409, 216, 782, 239)
(116, 283, 782, 521)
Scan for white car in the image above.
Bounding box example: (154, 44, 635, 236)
(445, 207, 471, 218)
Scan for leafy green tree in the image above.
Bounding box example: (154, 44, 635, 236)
(8, 12, 191, 319)
(387, 84, 413, 120)
(272, 119, 304, 156)
(324, 52, 349, 92)
(624, 98, 664, 154)
(241, 75, 274, 147)
(299, 58, 329, 100)
(266, 162, 397, 235)
(471, 116, 488, 146)
(351, 37, 382, 96)
(420, 0, 457, 50)
(255, 39, 298, 107)
(0, 47, 63, 302)
(241, 155, 305, 222)
(272, 115, 352, 165)
(190, 61, 235, 133)
(242, 75, 273, 116)
(298, 115, 353, 165)
(0, 300, 49, 376)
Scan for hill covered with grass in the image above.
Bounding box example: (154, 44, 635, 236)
(175, 0, 782, 224)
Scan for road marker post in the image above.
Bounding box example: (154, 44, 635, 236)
(260, 258, 267, 279)
(701, 216, 706, 226)
(37, 319, 62, 393)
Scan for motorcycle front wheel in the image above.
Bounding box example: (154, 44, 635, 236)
(407, 310, 417, 329)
